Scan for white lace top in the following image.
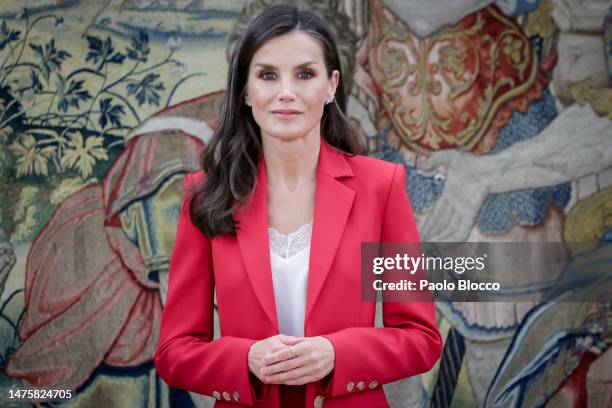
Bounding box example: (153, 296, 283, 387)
(268, 221, 312, 337)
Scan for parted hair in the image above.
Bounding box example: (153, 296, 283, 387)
(190, 4, 365, 238)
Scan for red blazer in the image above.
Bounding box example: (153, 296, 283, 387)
(154, 139, 442, 407)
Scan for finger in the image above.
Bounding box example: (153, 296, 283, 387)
(439, 207, 466, 242)
(268, 342, 292, 353)
(434, 204, 456, 242)
(263, 344, 298, 366)
(262, 347, 289, 365)
(440, 205, 470, 243)
(284, 375, 318, 386)
(267, 336, 302, 355)
(262, 355, 308, 376)
(422, 188, 455, 241)
(265, 364, 314, 384)
(420, 214, 435, 242)
(452, 213, 474, 242)
(419, 150, 454, 172)
(430, 199, 455, 240)
(423, 206, 445, 241)
(267, 345, 283, 354)
(278, 335, 304, 345)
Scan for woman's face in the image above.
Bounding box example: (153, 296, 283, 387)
(245, 30, 339, 143)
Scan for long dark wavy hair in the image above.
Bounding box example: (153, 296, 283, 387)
(191, 4, 365, 238)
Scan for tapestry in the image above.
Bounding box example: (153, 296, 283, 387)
(0, 1, 610, 407)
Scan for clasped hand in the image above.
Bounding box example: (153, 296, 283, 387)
(248, 334, 334, 386)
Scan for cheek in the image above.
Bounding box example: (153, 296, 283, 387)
(248, 84, 273, 107)
(304, 92, 327, 115)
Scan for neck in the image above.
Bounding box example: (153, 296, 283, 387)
(262, 132, 321, 191)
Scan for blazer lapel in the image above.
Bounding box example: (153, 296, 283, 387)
(235, 162, 279, 332)
(234, 140, 355, 333)
(306, 141, 355, 322)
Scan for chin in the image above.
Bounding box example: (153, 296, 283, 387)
(264, 126, 315, 141)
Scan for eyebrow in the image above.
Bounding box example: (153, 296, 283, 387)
(253, 61, 319, 69)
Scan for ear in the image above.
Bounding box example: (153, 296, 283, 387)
(329, 70, 340, 95)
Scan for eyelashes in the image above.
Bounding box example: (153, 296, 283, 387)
(258, 70, 315, 80)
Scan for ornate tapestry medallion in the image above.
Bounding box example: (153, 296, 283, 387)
(369, 2, 541, 154)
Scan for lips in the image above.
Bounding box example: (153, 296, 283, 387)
(271, 109, 303, 115)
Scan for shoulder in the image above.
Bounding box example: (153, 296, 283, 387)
(344, 153, 401, 183)
(183, 169, 206, 190)
(342, 153, 404, 200)
(180, 170, 206, 212)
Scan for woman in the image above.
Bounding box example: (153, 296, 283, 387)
(154, 4, 441, 407)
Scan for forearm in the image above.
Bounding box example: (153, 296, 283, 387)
(155, 335, 258, 404)
(480, 104, 612, 193)
(155, 171, 262, 405)
(321, 302, 441, 398)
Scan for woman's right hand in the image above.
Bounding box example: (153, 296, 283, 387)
(248, 335, 303, 383)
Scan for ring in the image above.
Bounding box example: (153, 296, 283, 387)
(289, 345, 297, 359)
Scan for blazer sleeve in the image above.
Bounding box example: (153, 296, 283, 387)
(154, 172, 260, 405)
(320, 163, 442, 398)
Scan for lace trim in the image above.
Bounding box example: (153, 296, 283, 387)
(268, 221, 312, 259)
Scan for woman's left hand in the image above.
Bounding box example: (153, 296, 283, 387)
(260, 336, 335, 385)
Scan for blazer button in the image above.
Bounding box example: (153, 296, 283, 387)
(357, 381, 365, 391)
(314, 394, 325, 408)
(233, 390, 240, 401)
(346, 382, 355, 392)
(212, 390, 221, 400)
(223, 391, 231, 401)
(369, 380, 378, 389)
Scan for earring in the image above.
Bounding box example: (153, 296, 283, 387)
(245, 100, 251, 107)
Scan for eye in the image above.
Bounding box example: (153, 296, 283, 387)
(259, 71, 276, 80)
(298, 70, 314, 79)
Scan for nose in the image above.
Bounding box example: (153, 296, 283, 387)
(278, 77, 296, 101)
